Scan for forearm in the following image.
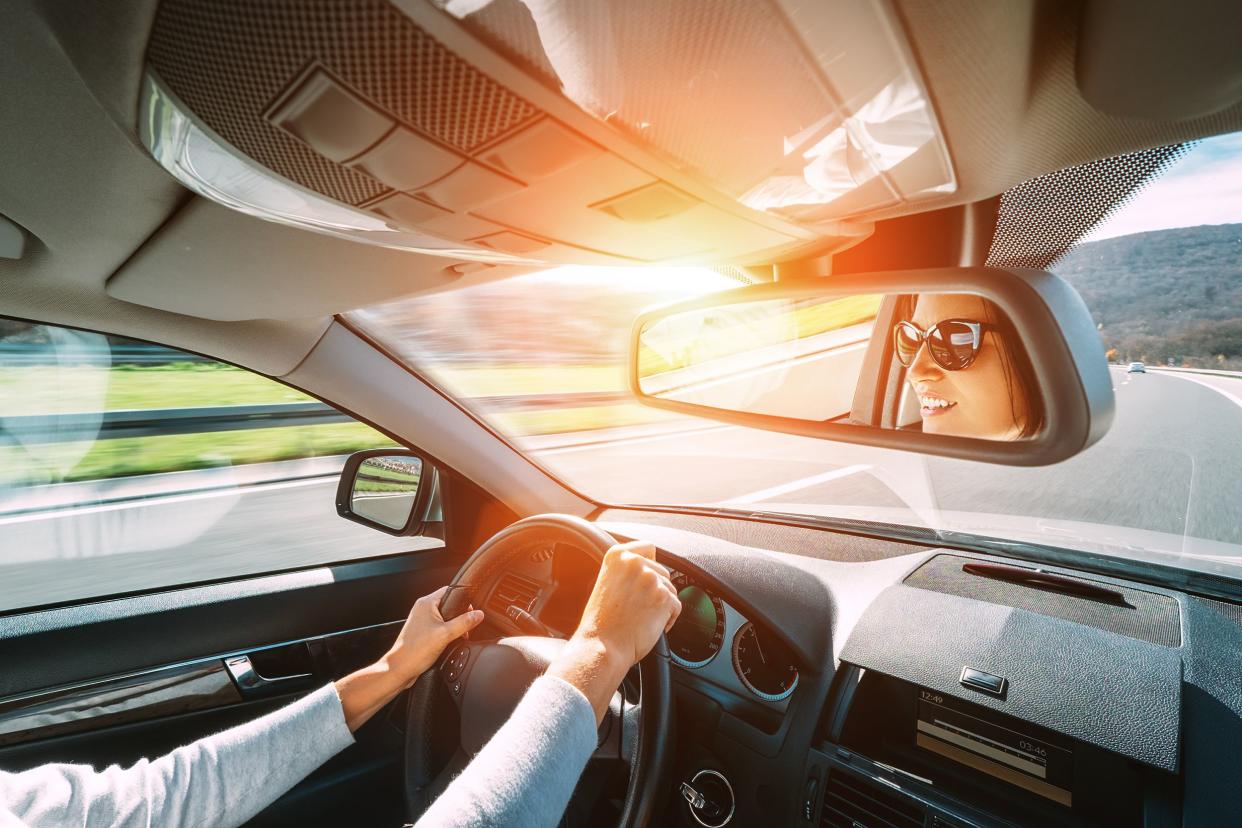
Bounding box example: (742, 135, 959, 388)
(335, 655, 411, 731)
(415, 675, 598, 828)
(1, 684, 354, 828)
(546, 635, 629, 725)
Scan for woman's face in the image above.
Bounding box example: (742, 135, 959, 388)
(906, 294, 1031, 441)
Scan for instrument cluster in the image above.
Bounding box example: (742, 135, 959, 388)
(668, 570, 800, 704)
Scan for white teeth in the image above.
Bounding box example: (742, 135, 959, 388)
(920, 396, 952, 409)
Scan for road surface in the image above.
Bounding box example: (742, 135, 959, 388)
(549, 367, 1242, 553)
(2, 368, 1239, 612)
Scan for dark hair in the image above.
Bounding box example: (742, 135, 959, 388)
(896, 294, 1045, 439)
(979, 298, 1044, 438)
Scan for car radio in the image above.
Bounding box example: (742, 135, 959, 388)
(805, 668, 1164, 827)
(914, 686, 1074, 807)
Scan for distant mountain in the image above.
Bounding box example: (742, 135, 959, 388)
(1054, 223, 1242, 366)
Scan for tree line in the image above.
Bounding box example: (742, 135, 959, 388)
(1055, 223, 1242, 368)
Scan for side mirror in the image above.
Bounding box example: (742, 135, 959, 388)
(629, 267, 1114, 466)
(335, 449, 431, 535)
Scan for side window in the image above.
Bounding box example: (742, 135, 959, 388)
(0, 319, 439, 614)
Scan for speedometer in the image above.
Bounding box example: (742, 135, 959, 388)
(668, 571, 726, 668)
(731, 621, 799, 701)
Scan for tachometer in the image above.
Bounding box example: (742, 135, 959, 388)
(731, 621, 799, 701)
(668, 570, 726, 668)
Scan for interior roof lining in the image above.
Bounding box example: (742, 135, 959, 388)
(3, 0, 1241, 356)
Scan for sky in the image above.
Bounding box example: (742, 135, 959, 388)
(523, 263, 740, 296)
(1081, 131, 1242, 242)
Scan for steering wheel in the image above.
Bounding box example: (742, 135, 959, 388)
(403, 514, 673, 826)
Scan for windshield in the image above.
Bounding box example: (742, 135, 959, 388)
(351, 132, 1242, 581)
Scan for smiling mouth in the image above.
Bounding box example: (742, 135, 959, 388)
(919, 395, 957, 416)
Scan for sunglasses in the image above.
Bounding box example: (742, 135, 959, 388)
(893, 319, 992, 371)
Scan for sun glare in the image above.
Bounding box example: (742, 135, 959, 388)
(531, 265, 743, 297)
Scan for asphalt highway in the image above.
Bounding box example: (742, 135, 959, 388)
(2, 368, 1239, 613)
(0, 476, 432, 613)
(546, 366, 1242, 553)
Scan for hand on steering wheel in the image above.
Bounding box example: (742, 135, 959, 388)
(405, 514, 676, 828)
(549, 541, 681, 724)
(385, 586, 486, 686)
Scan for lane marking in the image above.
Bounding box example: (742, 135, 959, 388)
(1154, 371, 1242, 411)
(724, 464, 871, 505)
(534, 424, 737, 456)
(0, 477, 334, 527)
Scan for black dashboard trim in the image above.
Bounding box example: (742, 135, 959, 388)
(840, 583, 1182, 772)
(822, 664, 862, 744)
(587, 505, 1242, 826)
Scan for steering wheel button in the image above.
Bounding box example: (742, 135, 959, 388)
(452, 682, 462, 694)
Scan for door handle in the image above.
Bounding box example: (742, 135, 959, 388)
(224, 655, 314, 698)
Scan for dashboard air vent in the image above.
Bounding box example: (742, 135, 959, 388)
(820, 769, 925, 828)
(486, 572, 541, 616)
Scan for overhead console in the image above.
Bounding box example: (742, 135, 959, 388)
(131, 0, 958, 274)
(801, 554, 1184, 827)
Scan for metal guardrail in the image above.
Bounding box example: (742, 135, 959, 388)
(0, 343, 210, 365)
(3, 403, 350, 443)
(1146, 366, 1242, 379)
(2, 393, 631, 444)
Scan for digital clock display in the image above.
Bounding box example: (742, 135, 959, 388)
(915, 688, 1074, 806)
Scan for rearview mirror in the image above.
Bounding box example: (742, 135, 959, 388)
(630, 267, 1114, 465)
(335, 449, 431, 535)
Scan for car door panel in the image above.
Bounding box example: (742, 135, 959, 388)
(0, 551, 456, 700)
(0, 549, 460, 825)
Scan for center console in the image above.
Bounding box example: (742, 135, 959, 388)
(801, 667, 1165, 827)
(799, 559, 1187, 827)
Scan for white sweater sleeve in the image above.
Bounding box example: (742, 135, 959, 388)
(415, 675, 599, 828)
(0, 683, 354, 828)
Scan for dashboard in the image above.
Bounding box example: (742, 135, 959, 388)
(568, 507, 1242, 828)
(477, 510, 1242, 827)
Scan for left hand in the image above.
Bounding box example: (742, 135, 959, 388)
(337, 585, 486, 732)
(385, 585, 485, 686)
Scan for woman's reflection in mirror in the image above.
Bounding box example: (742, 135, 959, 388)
(895, 293, 1044, 441)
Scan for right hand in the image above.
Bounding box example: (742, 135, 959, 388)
(548, 541, 681, 723)
(574, 541, 682, 669)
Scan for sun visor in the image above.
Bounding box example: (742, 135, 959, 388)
(140, 0, 954, 267)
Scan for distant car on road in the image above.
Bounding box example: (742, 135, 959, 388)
(1127, 361, 1147, 373)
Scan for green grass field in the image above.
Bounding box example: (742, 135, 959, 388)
(0, 361, 626, 414)
(353, 479, 419, 494)
(1, 422, 397, 484)
(0, 363, 312, 416)
(1, 361, 662, 483)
